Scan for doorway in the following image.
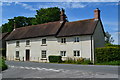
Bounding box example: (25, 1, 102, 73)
(26, 49, 30, 61)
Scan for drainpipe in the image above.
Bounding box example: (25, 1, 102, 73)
(91, 35, 95, 64)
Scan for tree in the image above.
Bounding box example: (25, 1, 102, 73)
(35, 7, 60, 24)
(1, 7, 61, 33)
(105, 31, 114, 44)
(1, 16, 35, 33)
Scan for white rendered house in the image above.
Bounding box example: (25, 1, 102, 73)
(5, 8, 105, 62)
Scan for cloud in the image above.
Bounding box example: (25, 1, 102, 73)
(104, 21, 118, 26)
(15, 2, 37, 11)
(111, 31, 120, 44)
(2, 0, 119, 2)
(1, 2, 14, 6)
(37, 2, 87, 9)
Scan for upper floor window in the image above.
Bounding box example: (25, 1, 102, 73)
(74, 50, 80, 57)
(61, 38, 66, 43)
(42, 39, 46, 44)
(41, 50, 46, 58)
(26, 40, 30, 45)
(16, 41, 20, 47)
(60, 51, 66, 57)
(74, 37, 80, 42)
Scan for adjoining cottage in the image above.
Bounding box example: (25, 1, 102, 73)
(0, 32, 10, 57)
(5, 8, 105, 63)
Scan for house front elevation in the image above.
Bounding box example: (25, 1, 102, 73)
(5, 8, 105, 63)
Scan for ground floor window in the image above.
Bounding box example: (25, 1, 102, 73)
(60, 51, 66, 57)
(16, 51, 19, 58)
(73, 50, 80, 57)
(41, 50, 46, 58)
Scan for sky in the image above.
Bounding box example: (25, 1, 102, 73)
(0, 1, 119, 44)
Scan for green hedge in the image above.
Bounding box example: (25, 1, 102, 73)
(48, 55, 62, 63)
(95, 46, 120, 63)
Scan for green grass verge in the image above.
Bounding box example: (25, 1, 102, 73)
(95, 61, 120, 66)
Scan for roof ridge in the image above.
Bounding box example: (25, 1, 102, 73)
(15, 21, 60, 30)
(68, 18, 95, 23)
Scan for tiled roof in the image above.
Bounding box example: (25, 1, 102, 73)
(0, 32, 10, 40)
(6, 21, 63, 40)
(57, 18, 98, 37)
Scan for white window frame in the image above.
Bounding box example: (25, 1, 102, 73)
(60, 51, 66, 57)
(16, 41, 20, 47)
(42, 38, 46, 45)
(73, 50, 81, 57)
(16, 51, 19, 58)
(41, 50, 47, 58)
(61, 38, 66, 43)
(74, 37, 80, 42)
(26, 40, 30, 46)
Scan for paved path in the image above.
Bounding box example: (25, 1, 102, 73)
(2, 61, 119, 78)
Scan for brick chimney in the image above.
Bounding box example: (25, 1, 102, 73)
(13, 20, 16, 31)
(94, 8, 100, 20)
(60, 8, 67, 21)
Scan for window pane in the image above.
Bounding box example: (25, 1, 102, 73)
(74, 37, 76, 42)
(42, 39, 46, 44)
(60, 51, 63, 56)
(61, 38, 63, 43)
(16, 51, 19, 58)
(74, 51, 76, 56)
(77, 51, 80, 56)
(60, 51, 66, 56)
(64, 51, 66, 56)
(64, 38, 66, 43)
(16, 41, 19, 46)
(77, 37, 79, 42)
(41, 50, 46, 58)
(61, 38, 66, 43)
(26, 40, 30, 45)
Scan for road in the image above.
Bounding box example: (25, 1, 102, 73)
(2, 61, 119, 78)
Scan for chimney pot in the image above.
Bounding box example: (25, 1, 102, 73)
(60, 8, 67, 21)
(94, 8, 100, 20)
(13, 20, 16, 31)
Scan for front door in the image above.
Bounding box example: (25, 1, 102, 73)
(26, 50, 30, 61)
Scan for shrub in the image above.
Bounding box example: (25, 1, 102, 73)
(0, 57, 8, 71)
(76, 57, 84, 64)
(64, 57, 92, 64)
(64, 57, 75, 63)
(81, 59, 93, 64)
(48, 55, 62, 63)
(95, 46, 120, 63)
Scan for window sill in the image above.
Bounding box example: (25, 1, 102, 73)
(15, 57, 20, 60)
(41, 58, 47, 60)
(62, 56, 67, 57)
(16, 46, 20, 48)
(41, 44, 47, 46)
(60, 43, 66, 45)
(73, 42, 80, 43)
(25, 45, 31, 47)
(74, 56, 81, 57)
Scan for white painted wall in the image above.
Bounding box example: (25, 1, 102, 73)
(6, 35, 92, 62)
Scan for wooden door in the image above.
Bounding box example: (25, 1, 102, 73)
(26, 50, 30, 61)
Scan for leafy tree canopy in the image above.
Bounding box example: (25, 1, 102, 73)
(1, 16, 35, 33)
(1, 7, 61, 33)
(35, 7, 60, 24)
